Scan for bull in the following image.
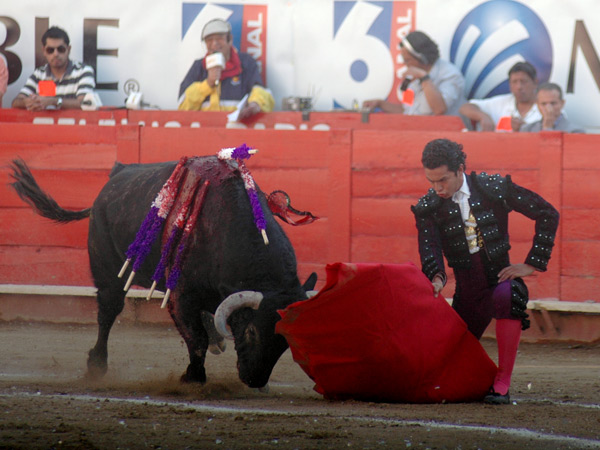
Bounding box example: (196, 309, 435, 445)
(9, 155, 316, 389)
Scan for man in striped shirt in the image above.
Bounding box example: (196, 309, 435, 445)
(12, 26, 95, 111)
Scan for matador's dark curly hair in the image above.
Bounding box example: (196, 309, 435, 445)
(421, 138, 467, 173)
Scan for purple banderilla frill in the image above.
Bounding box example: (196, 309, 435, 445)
(117, 157, 188, 292)
(217, 143, 269, 244)
(119, 144, 265, 307)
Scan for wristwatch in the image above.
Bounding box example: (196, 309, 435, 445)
(56, 97, 63, 109)
(419, 74, 431, 84)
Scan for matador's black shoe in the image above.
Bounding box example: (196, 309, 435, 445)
(483, 388, 510, 405)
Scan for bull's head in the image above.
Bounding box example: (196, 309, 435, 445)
(214, 290, 297, 388)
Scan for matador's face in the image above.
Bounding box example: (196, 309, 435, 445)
(424, 164, 464, 199)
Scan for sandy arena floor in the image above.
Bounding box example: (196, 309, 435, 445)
(0, 321, 599, 449)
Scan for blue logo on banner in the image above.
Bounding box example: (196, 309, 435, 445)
(450, 0, 552, 99)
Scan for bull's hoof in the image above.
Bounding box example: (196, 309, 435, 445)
(85, 361, 107, 380)
(180, 365, 206, 384)
(180, 373, 207, 384)
(208, 339, 226, 355)
(86, 350, 107, 380)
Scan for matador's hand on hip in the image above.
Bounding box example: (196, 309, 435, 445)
(497, 263, 535, 282)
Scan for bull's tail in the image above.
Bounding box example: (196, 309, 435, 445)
(9, 158, 91, 223)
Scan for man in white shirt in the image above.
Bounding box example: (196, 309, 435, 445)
(459, 61, 540, 131)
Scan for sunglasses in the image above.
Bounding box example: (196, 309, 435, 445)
(45, 45, 67, 54)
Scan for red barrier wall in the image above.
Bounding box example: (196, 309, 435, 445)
(0, 112, 598, 303)
(0, 108, 465, 131)
(561, 133, 600, 299)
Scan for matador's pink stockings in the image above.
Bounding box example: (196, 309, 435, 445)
(493, 318, 522, 395)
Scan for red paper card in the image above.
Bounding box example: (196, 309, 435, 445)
(38, 80, 56, 97)
(496, 116, 513, 131)
(402, 88, 414, 105)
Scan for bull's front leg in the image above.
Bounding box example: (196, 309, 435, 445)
(167, 291, 210, 383)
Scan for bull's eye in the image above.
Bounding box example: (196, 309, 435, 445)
(244, 324, 259, 345)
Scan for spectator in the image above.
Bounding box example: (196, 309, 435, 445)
(412, 138, 559, 404)
(12, 26, 95, 111)
(521, 82, 585, 133)
(459, 61, 540, 131)
(362, 31, 466, 116)
(0, 56, 8, 107)
(178, 18, 274, 119)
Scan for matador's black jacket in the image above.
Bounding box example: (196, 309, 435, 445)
(411, 172, 559, 289)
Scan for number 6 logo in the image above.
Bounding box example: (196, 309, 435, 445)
(329, 2, 395, 110)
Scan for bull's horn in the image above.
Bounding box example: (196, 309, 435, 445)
(214, 291, 264, 340)
(306, 290, 318, 298)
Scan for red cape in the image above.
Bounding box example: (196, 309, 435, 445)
(276, 262, 497, 403)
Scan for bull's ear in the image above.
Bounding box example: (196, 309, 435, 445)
(302, 272, 317, 292)
(109, 161, 127, 178)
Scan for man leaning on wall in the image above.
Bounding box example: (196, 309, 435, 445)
(459, 61, 540, 132)
(12, 26, 95, 111)
(178, 18, 274, 119)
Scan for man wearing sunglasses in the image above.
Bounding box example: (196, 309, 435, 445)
(12, 26, 95, 111)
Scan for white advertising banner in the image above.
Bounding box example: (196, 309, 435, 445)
(1, 0, 599, 131)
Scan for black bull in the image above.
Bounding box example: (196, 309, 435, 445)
(9, 156, 316, 388)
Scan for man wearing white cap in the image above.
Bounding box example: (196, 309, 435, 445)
(178, 18, 274, 118)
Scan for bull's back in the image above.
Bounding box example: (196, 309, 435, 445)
(87, 156, 299, 293)
(178, 158, 300, 293)
(92, 157, 234, 242)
